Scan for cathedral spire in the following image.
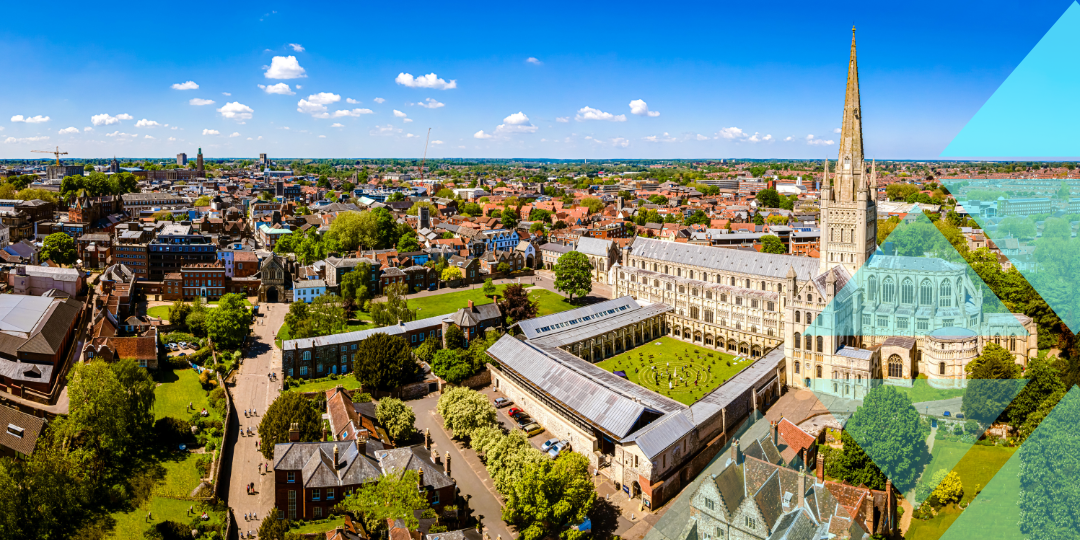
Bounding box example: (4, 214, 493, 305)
(835, 26, 865, 202)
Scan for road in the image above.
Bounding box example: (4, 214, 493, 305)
(222, 302, 286, 534)
(913, 397, 964, 419)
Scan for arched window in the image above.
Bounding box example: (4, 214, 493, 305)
(939, 280, 952, 307)
(806, 312, 813, 325)
(761, 281, 766, 290)
(795, 311, 801, 323)
(794, 362, 800, 374)
(901, 278, 914, 304)
(690, 306, 699, 319)
(868, 275, 878, 301)
(882, 277, 895, 303)
(720, 294, 727, 302)
(705, 291, 712, 300)
(888, 355, 903, 378)
(679, 285, 685, 294)
(767, 301, 775, 311)
(816, 365, 822, 378)
(653, 279, 659, 287)
(816, 336, 823, 353)
(804, 334, 812, 350)
(794, 332, 801, 349)
(920, 279, 934, 306)
(666, 283, 672, 291)
(939, 362, 946, 375)
(746, 279, 752, 288)
(692, 288, 698, 296)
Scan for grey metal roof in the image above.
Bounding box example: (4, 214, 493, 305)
(526, 301, 672, 348)
(628, 237, 820, 281)
(835, 346, 874, 360)
(282, 312, 448, 351)
(576, 237, 613, 257)
(624, 409, 695, 459)
(516, 296, 642, 340)
(689, 346, 785, 423)
(487, 335, 685, 439)
(539, 242, 573, 255)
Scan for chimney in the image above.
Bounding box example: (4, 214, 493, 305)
(289, 422, 300, 442)
(321, 424, 327, 442)
(816, 451, 824, 483)
(770, 420, 776, 445)
(333, 444, 339, 467)
(798, 466, 806, 509)
(444, 451, 451, 477)
(356, 430, 368, 456)
(417, 468, 425, 489)
(424, 428, 430, 450)
(801, 448, 808, 471)
(730, 439, 740, 464)
(468, 300, 474, 310)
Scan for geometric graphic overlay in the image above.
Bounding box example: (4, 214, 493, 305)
(804, 211, 1029, 342)
(939, 385, 1080, 540)
(810, 380, 1026, 508)
(941, 2, 1080, 158)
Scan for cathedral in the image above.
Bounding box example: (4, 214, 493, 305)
(611, 30, 1037, 399)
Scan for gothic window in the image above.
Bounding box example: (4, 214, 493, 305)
(901, 278, 914, 304)
(667, 283, 672, 291)
(705, 291, 712, 300)
(690, 306, 699, 319)
(806, 312, 813, 324)
(816, 365, 822, 378)
(794, 332, 801, 348)
(679, 285, 685, 294)
(888, 355, 903, 378)
(720, 293, 727, 302)
(766, 301, 775, 311)
(795, 311, 801, 323)
(805, 335, 812, 350)
(751, 299, 759, 309)
(761, 281, 766, 290)
(939, 362, 946, 375)
(736, 297, 743, 306)
(939, 280, 952, 307)
(882, 277, 895, 303)
(920, 279, 934, 306)
(705, 310, 713, 323)
(653, 279, 659, 287)
(677, 268, 682, 277)
(692, 288, 698, 296)
(830, 228, 834, 242)
(794, 362, 800, 374)
(868, 275, 878, 301)
(746, 279, 752, 288)
(816, 336, 823, 353)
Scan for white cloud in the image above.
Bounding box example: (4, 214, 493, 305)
(3, 135, 50, 143)
(473, 130, 493, 139)
(556, 117, 569, 123)
(403, 118, 413, 123)
(431, 140, 444, 145)
(264, 56, 307, 79)
(696, 134, 709, 141)
(405, 133, 417, 138)
(834, 127, 842, 133)
(747, 132, 769, 142)
(288, 43, 305, 52)
(806, 134, 835, 146)
(171, 81, 199, 90)
(116, 114, 133, 120)
(135, 119, 160, 128)
(168, 137, 176, 141)
(712, 126, 747, 139)
(395, 72, 457, 90)
(144, 135, 155, 139)
(259, 83, 295, 95)
(784, 136, 793, 141)
(190, 98, 215, 106)
(105, 131, 135, 138)
(612, 137, 629, 148)
(331, 123, 344, 128)
(346, 98, 359, 104)
(257, 136, 263, 140)
(83, 127, 93, 132)
(218, 102, 254, 121)
(373, 97, 386, 104)
(393, 110, 407, 118)
(296, 85, 302, 89)
(247, 137, 253, 140)
(644, 132, 677, 143)
(370, 124, 400, 136)
(526, 57, 542, 65)
(90, 113, 122, 126)
(629, 99, 660, 117)
(318, 134, 326, 138)
(575, 106, 626, 122)
(415, 98, 444, 109)
(229, 132, 240, 137)
(332, 108, 373, 117)
(495, 112, 538, 134)
(58, 126, 79, 135)
(12, 114, 51, 124)
(297, 93, 342, 118)
(223, 92, 231, 96)
(203, 129, 220, 135)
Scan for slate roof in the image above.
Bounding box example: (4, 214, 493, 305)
(373, 446, 455, 490)
(272, 441, 382, 489)
(447, 302, 501, 327)
(283, 313, 448, 351)
(0, 406, 45, 456)
(628, 237, 821, 281)
(19, 298, 82, 356)
(576, 236, 613, 257)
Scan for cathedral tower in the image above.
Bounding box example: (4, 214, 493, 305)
(819, 27, 877, 276)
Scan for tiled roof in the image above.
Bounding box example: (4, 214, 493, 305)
(0, 406, 45, 456)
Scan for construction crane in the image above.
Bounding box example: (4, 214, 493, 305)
(419, 128, 432, 180)
(31, 146, 68, 166)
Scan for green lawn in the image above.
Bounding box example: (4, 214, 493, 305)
(146, 298, 253, 322)
(288, 375, 364, 394)
(407, 283, 533, 319)
(894, 379, 967, 403)
(595, 336, 748, 406)
(529, 288, 577, 316)
(290, 516, 347, 534)
(154, 451, 204, 499)
(107, 497, 225, 540)
(153, 367, 218, 422)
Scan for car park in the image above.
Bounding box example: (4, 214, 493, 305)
(540, 438, 560, 452)
(548, 441, 570, 458)
(494, 397, 512, 408)
(515, 414, 533, 427)
(943, 411, 951, 417)
(956, 413, 965, 419)
(508, 407, 523, 417)
(522, 423, 544, 436)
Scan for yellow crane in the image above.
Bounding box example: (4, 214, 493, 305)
(31, 146, 68, 166)
(419, 128, 432, 180)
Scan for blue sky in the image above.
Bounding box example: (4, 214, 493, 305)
(0, 0, 1074, 160)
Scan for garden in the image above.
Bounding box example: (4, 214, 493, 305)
(595, 336, 749, 405)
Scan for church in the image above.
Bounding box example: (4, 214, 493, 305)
(611, 30, 1037, 399)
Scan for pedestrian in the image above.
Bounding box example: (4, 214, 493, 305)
(146, 511, 152, 522)
(244, 512, 249, 521)
(254, 511, 258, 520)
(188, 505, 193, 516)
(259, 463, 262, 474)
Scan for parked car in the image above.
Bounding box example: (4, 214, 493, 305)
(522, 423, 544, 436)
(515, 415, 533, 428)
(943, 411, 951, 417)
(571, 519, 592, 534)
(548, 441, 570, 458)
(494, 397, 512, 408)
(541, 438, 560, 452)
(507, 407, 523, 417)
(956, 413, 965, 419)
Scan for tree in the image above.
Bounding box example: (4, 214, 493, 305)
(647, 194, 668, 205)
(257, 517, 292, 540)
(842, 385, 926, 491)
(581, 197, 605, 214)
(376, 397, 416, 444)
(441, 266, 463, 281)
(963, 343, 1022, 426)
(167, 299, 192, 328)
(684, 209, 710, 226)
(186, 310, 208, 336)
(503, 452, 596, 540)
(482, 278, 497, 297)
(66, 360, 141, 468)
(193, 195, 211, 206)
(369, 283, 416, 327)
(397, 233, 420, 253)
(437, 386, 497, 439)
(753, 213, 765, 226)
(354, 333, 420, 391)
(414, 336, 441, 365)
(205, 293, 250, 350)
(290, 293, 348, 339)
(766, 214, 788, 225)
(929, 470, 963, 507)
(444, 324, 465, 350)
(497, 261, 511, 274)
(1018, 388, 1080, 538)
(41, 232, 76, 265)
(554, 251, 593, 302)
(501, 207, 519, 229)
(500, 283, 537, 323)
(339, 471, 430, 534)
(258, 392, 322, 459)
(552, 220, 567, 230)
(759, 235, 786, 254)
(1008, 355, 1065, 427)
(339, 270, 370, 313)
(432, 348, 475, 384)
(756, 188, 781, 209)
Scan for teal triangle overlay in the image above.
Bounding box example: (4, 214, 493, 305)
(804, 211, 1028, 340)
(809, 379, 1027, 508)
(937, 385, 1080, 540)
(941, 2, 1080, 158)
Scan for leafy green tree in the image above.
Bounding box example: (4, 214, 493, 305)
(766, 214, 788, 226)
(503, 452, 596, 540)
(581, 197, 605, 214)
(432, 348, 475, 384)
(41, 232, 76, 265)
(756, 188, 781, 208)
(963, 343, 1022, 426)
(437, 386, 497, 439)
(529, 208, 552, 222)
(480, 429, 546, 494)
(752, 213, 765, 226)
(167, 299, 192, 329)
(369, 283, 416, 327)
(193, 195, 211, 206)
(397, 233, 421, 253)
(501, 207, 519, 229)
(482, 278, 497, 297)
(554, 251, 593, 302)
(290, 293, 348, 339)
(500, 283, 538, 324)
(354, 333, 420, 391)
(205, 293, 250, 350)
(257, 391, 322, 459)
(414, 336, 441, 365)
(376, 397, 416, 444)
(497, 261, 511, 274)
(647, 194, 668, 205)
(339, 270, 370, 313)
(444, 324, 465, 350)
(929, 470, 963, 507)
(684, 209, 710, 226)
(842, 385, 926, 491)
(441, 266, 463, 281)
(186, 311, 208, 337)
(759, 234, 786, 254)
(257, 517, 292, 540)
(340, 471, 430, 534)
(1018, 388, 1080, 538)
(1008, 355, 1065, 427)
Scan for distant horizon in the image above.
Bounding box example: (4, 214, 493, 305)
(2, 157, 1077, 165)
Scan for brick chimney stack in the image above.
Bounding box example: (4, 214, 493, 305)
(798, 465, 805, 509)
(424, 428, 430, 450)
(468, 300, 474, 309)
(333, 444, 339, 467)
(816, 452, 825, 483)
(770, 420, 776, 445)
(356, 430, 368, 456)
(417, 468, 425, 490)
(801, 448, 808, 471)
(289, 422, 300, 442)
(444, 451, 451, 477)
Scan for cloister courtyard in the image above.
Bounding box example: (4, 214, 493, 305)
(596, 336, 754, 406)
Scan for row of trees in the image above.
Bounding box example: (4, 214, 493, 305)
(60, 171, 139, 202)
(167, 294, 251, 350)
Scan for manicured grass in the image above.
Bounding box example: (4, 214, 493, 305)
(407, 283, 533, 318)
(153, 368, 217, 422)
(155, 451, 204, 499)
(107, 497, 225, 540)
(146, 298, 253, 322)
(893, 379, 967, 403)
(595, 336, 749, 406)
(290, 516, 347, 534)
(529, 288, 577, 316)
(288, 376, 365, 394)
